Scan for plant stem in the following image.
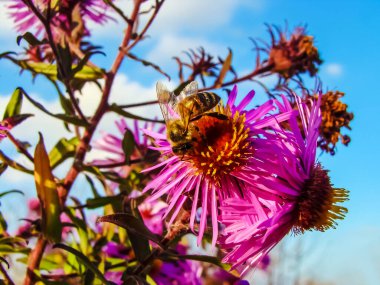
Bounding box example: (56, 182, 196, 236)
(24, 0, 145, 283)
(6, 131, 34, 163)
(24, 236, 47, 285)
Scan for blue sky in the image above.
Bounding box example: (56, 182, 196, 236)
(0, 1, 379, 284)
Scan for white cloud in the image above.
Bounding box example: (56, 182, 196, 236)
(0, 1, 15, 37)
(147, 34, 226, 66)
(151, 0, 239, 34)
(325, 63, 343, 77)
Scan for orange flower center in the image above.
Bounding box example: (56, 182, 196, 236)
(188, 110, 253, 185)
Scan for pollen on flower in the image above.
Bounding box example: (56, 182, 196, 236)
(293, 164, 349, 234)
(189, 109, 253, 184)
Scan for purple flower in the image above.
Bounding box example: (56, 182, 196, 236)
(103, 241, 129, 259)
(219, 95, 348, 275)
(8, 0, 112, 36)
(143, 84, 292, 246)
(150, 245, 202, 285)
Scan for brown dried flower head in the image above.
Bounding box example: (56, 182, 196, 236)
(315, 91, 354, 155)
(267, 26, 322, 79)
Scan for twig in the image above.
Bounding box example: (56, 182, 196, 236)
(59, 0, 144, 204)
(118, 100, 158, 109)
(22, 0, 88, 123)
(199, 64, 274, 92)
(6, 131, 34, 162)
(0, 262, 15, 285)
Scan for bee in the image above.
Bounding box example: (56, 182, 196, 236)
(156, 81, 226, 155)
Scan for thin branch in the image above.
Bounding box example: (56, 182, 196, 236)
(128, 0, 165, 51)
(59, 0, 145, 204)
(0, 262, 15, 285)
(5, 131, 34, 162)
(22, 0, 88, 123)
(199, 64, 274, 92)
(118, 100, 158, 109)
(103, 0, 132, 24)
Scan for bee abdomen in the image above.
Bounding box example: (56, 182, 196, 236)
(193, 92, 220, 113)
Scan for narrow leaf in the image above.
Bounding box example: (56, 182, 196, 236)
(0, 189, 24, 198)
(19, 88, 89, 126)
(0, 150, 33, 174)
(122, 129, 135, 164)
(214, 49, 232, 88)
(2, 114, 33, 129)
(49, 137, 79, 169)
(34, 133, 62, 242)
(3, 88, 23, 119)
(109, 104, 164, 124)
(17, 32, 47, 46)
(53, 243, 109, 284)
(97, 213, 161, 245)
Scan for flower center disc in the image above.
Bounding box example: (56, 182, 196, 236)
(294, 164, 349, 233)
(188, 111, 252, 184)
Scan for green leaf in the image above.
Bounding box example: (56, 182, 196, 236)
(159, 253, 229, 270)
(84, 195, 122, 209)
(0, 189, 24, 199)
(0, 212, 7, 233)
(34, 133, 62, 242)
(109, 104, 164, 124)
(85, 175, 101, 198)
(49, 137, 79, 169)
(0, 163, 8, 176)
(53, 243, 109, 285)
(122, 129, 135, 164)
(0, 150, 33, 174)
(2, 114, 34, 129)
(16, 32, 47, 46)
(19, 88, 89, 126)
(97, 214, 160, 245)
(56, 42, 72, 80)
(214, 48, 233, 88)
(3, 88, 23, 119)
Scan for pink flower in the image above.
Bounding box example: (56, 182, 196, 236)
(219, 95, 348, 275)
(139, 199, 167, 235)
(0, 124, 9, 140)
(143, 84, 292, 246)
(8, 0, 112, 36)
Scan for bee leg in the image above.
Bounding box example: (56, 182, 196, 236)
(189, 112, 228, 122)
(204, 112, 229, 120)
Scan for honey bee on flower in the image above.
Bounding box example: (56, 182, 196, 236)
(143, 83, 294, 246)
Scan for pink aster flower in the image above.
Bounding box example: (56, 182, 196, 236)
(219, 95, 349, 275)
(139, 199, 167, 235)
(143, 84, 293, 246)
(8, 0, 112, 36)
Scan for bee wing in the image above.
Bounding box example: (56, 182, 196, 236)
(178, 81, 198, 100)
(156, 81, 177, 123)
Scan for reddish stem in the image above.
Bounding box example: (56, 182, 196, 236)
(24, 1, 144, 283)
(24, 236, 48, 285)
